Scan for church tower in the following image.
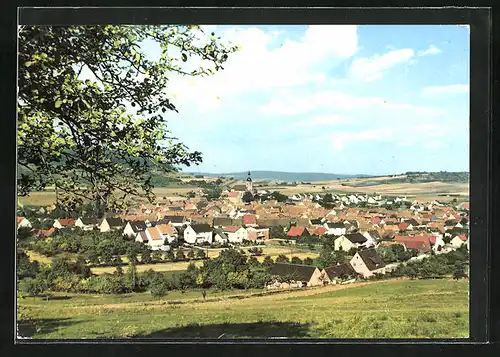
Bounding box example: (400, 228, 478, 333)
(246, 171, 253, 192)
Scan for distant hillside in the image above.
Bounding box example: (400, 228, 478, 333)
(186, 171, 372, 182)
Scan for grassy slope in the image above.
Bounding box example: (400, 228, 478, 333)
(18, 278, 469, 339)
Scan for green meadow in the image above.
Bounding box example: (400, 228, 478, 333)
(17, 278, 469, 339)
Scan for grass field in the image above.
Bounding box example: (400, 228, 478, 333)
(17, 278, 469, 339)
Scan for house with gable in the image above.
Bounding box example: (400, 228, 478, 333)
(223, 226, 248, 243)
(334, 233, 368, 252)
(350, 248, 386, 278)
(183, 223, 213, 244)
(123, 220, 148, 237)
(53, 218, 76, 229)
(287, 226, 310, 238)
(324, 222, 346, 236)
(267, 263, 328, 289)
(394, 235, 432, 253)
(17, 217, 32, 229)
(323, 263, 357, 284)
(99, 217, 125, 232)
(74, 217, 100, 231)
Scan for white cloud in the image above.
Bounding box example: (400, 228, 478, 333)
(349, 48, 415, 82)
(259, 89, 446, 117)
(331, 128, 393, 152)
(294, 114, 349, 127)
(418, 45, 442, 56)
(422, 84, 469, 96)
(165, 25, 359, 112)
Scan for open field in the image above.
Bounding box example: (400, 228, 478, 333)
(17, 278, 469, 339)
(19, 175, 469, 207)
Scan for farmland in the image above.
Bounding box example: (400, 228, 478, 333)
(17, 278, 469, 339)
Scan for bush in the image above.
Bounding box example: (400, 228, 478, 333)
(18, 276, 47, 297)
(275, 254, 289, 263)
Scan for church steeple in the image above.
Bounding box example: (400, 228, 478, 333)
(246, 171, 253, 192)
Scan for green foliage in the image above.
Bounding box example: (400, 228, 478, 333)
(196, 249, 206, 259)
(17, 251, 41, 279)
(303, 257, 314, 265)
(319, 193, 335, 209)
(175, 247, 186, 261)
(242, 191, 254, 203)
(18, 25, 237, 211)
(275, 254, 289, 263)
(151, 250, 163, 262)
(187, 248, 195, 259)
(140, 249, 153, 264)
(291, 257, 303, 265)
(18, 276, 48, 297)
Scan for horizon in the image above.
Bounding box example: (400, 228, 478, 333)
(184, 169, 470, 176)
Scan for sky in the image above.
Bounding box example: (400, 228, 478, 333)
(141, 25, 470, 176)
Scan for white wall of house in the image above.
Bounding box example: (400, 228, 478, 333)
(450, 236, 467, 248)
(53, 220, 64, 229)
(99, 220, 111, 232)
(184, 226, 212, 244)
(226, 228, 248, 243)
(123, 222, 136, 237)
(18, 218, 32, 229)
(432, 235, 446, 251)
(325, 226, 346, 236)
(350, 253, 385, 278)
(334, 236, 356, 252)
(74, 219, 94, 231)
(214, 234, 228, 243)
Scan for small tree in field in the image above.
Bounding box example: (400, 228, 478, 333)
(166, 249, 175, 261)
(196, 249, 206, 259)
(175, 248, 186, 261)
(141, 249, 153, 264)
(187, 248, 195, 260)
(152, 250, 163, 262)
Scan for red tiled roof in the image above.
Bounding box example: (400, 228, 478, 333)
(457, 234, 468, 241)
(228, 192, 239, 197)
(398, 222, 410, 230)
(312, 227, 328, 236)
(57, 218, 76, 226)
(223, 226, 241, 233)
(394, 235, 431, 252)
(287, 226, 307, 237)
(243, 214, 257, 225)
(147, 227, 162, 240)
(17, 217, 24, 224)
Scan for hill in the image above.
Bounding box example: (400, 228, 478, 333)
(186, 171, 372, 182)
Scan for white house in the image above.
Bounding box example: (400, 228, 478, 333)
(213, 229, 229, 244)
(324, 222, 346, 236)
(135, 226, 167, 250)
(17, 217, 32, 229)
(450, 235, 468, 248)
(184, 224, 213, 244)
(334, 233, 368, 252)
(53, 218, 76, 229)
(161, 215, 188, 228)
(123, 220, 147, 237)
(74, 218, 99, 231)
(223, 226, 248, 243)
(99, 217, 125, 232)
(350, 249, 386, 278)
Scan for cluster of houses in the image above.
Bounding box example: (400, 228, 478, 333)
(17, 175, 469, 259)
(267, 248, 387, 289)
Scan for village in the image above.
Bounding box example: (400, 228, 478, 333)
(17, 172, 470, 289)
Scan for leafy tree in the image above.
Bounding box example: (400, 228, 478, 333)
(85, 247, 100, 265)
(376, 246, 397, 263)
(270, 191, 288, 202)
(242, 191, 254, 204)
(175, 247, 186, 261)
(291, 256, 303, 265)
(166, 249, 175, 261)
(150, 273, 169, 298)
(17, 251, 40, 279)
(320, 193, 335, 209)
(114, 265, 124, 276)
(196, 248, 206, 259)
(187, 248, 195, 259)
(262, 255, 274, 269)
(18, 25, 237, 211)
(303, 257, 314, 265)
(453, 262, 468, 280)
(247, 256, 260, 268)
(18, 276, 48, 297)
(140, 249, 153, 264)
(275, 254, 289, 263)
(151, 250, 163, 262)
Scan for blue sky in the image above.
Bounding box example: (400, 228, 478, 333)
(141, 25, 470, 175)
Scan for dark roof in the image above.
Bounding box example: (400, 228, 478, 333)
(232, 184, 246, 191)
(324, 263, 356, 279)
(270, 263, 318, 282)
(327, 222, 345, 229)
(444, 220, 459, 226)
(128, 220, 147, 232)
(169, 206, 183, 211)
(213, 217, 233, 226)
(163, 216, 186, 223)
(344, 233, 367, 243)
(105, 217, 125, 227)
(367, 230, 382, 240)
(80, 218, 100, 225)
(190, 224, 213, 233)
(404, 218, 420, 226)
(213, 229, 229, 240)
(310, 218, 323, 225)
(357, 249, 386, 271)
